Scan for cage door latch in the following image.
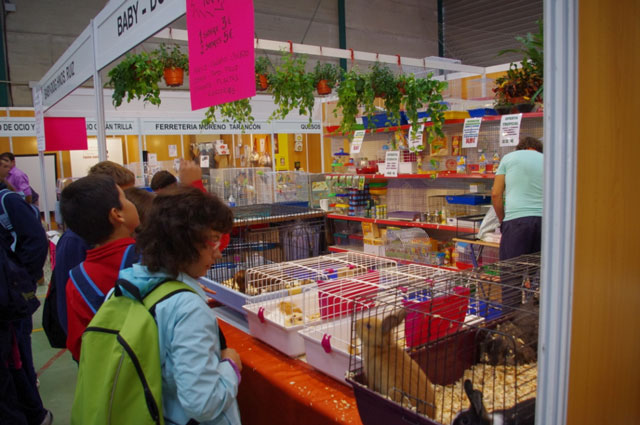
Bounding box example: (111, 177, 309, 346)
(321, 334, 332, 353)
(258, 307, 266, 323)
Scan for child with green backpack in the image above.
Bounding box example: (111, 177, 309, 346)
(72, 186, 242, 425)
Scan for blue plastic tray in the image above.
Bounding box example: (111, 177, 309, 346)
(446, 194, 491, 205)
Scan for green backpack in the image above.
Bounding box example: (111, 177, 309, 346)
(71, 279, 195, 425)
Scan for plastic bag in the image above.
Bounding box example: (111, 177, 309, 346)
(477, 207, 500, 241)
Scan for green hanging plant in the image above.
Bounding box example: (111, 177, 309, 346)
(402, 73, 448, 142)
(269, 52, 315, 122)
(202, 98, 254, 127)
(312, 62, 342, 95)
(335, 67, 367, 134)
(106, 51, 163, 107)
(255, 56, 271, 91)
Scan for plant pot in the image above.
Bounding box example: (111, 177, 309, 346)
(397, 82, 406, 95)
(516, 103, 535, 113)
(163, 67, 184, 87)
(495, 105, 513, 115)
(256, 74, 269, 91)
(316, 79, 331, 95)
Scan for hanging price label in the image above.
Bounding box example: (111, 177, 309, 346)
(351, 130, 366, 154)
(407, 124, 425, 150)
(384, 150, 400, 177)
(500, 113, 523, 147)
(462, 118, 482, 148)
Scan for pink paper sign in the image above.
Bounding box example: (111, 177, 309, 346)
(44, 117, 88, 151)
(187, 0, 256, 111)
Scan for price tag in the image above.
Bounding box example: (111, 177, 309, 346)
(462, 118, 482, 148)
(168, 144, 178, 157)
(384, 150, 400, 177)
(407, 124, 425, 150)
(148, 153, 158, 166)
(500, 113, 523, 147)
(200, 155, 210, 168)
(351, 130, 366, 154)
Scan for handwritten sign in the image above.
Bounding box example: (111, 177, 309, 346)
(187, 0, 255, 111)
(351, 130, 366, 154)
(199, 154, 210, 168)
(384, 150, 400, 177)
(462, 118, 482, 148)
(500, 113, 523, 147)
(408, 124, 425, 150)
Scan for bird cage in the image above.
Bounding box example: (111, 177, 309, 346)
(385, 228, 435, 264)
(271, 171, 313, 206)
(207, 167, 273, 206)
(299, 264, 456, 382)
(346, 253, 540, 425)
(243, 252, 398, 357)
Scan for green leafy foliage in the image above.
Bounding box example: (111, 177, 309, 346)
(106, 51, 163, 107)
(402, 73, 448, 142)
(269, 52, 315, 122)
(312, 62, 342, 88)
(202, 98, 254, 127)
(335, 68, 367, 134)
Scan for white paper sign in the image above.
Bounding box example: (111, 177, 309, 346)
(148, 153, 158, 166)
(500, 113, 523, 147)
(32, 87, 45, 152)
(407, 124, 425, 150)
(168, 144, 178, 157)
(199, 155, 210, 168)
(384, 150, 400, 177)
(215, 143, 230, 155)
(462, 118, 482, 148)
(351, 130, 366, 154)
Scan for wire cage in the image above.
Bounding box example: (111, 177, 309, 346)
(346, 253, 540, 425)
(242, 252, 398, 357)
(299, 264, 456, 382)
(271, 171, 312, 205)
(207, 167, 274, 206)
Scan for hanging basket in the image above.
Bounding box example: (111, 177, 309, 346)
(316, 79, 331, 95)
(163, 67, 184, 87)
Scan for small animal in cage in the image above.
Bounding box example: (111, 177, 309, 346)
(279, 301, 304, 326)
(451, 380, 535, 425)
(478, 295, 539, 366)
(233, 270, 246, 293)
(355, 309, 437, 418)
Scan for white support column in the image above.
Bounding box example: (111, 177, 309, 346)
(305, 134, 309, 172)
(537, 1, 578, 425)
(91, 19, 107, 162)
(320, 132, 325, 173)
(58, 151, 64, 178)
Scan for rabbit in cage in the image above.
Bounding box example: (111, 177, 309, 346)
(451, 380, 535, 425)
(355, 309, 436, 418)
(478, 294, 538, 366)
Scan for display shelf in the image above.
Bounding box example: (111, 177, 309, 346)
(327, 214, 478, 234)
(328, 245, 459, 271)
(325, 171, 495, 179)
(323, 112, 544, 137)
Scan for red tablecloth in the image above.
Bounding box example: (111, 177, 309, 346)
(218, 320, 364, 425)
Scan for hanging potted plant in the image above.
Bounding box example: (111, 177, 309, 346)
(362, 63, 403, 128)
(335, 67, 367, 133)
(202, 98, 254, 127)
(157, 44, 189, 87)
(312, 62, 341, 95)
(255, 56, 271, 91)
(106, 51, 163, 107)
(269, 52, 315, 122)
(402, 73, 448, 142)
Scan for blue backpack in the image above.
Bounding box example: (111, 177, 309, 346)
(68, 244, 139, 315)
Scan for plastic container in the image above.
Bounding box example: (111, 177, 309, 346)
(445, 194, 491, 205)
(443, 111, 471, 120)
(361, 112, 407, 129)
(299, 317, 355, 383)
(467, 108, 498, 118)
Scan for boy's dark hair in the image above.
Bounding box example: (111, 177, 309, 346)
(516, 137, 543, 153)
(137, 187, 233, 277)
(124, 187, 155, 225)
(60, 175, 122, 246)
(88, 161, 135, 188)
(150, 170, 177, 192)
(0, 152, 14, 161)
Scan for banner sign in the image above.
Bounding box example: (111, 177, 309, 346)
(350, 130, 366, 154)
(186, 0, 255, 110)
(44, 117, 88, 151)
(462, 118, 482, 148)
(499, 113, 523, 147)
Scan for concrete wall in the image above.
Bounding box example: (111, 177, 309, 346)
(4, 0, 439, 106)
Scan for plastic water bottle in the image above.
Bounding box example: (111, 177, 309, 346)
(228, 195, 236, 207)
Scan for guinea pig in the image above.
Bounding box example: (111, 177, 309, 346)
(451, 380, 535, 425)
(354, 309, 436, 418)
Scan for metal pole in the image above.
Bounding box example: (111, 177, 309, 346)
(37, 151, 50, 229)
(137, 117, 144, 185)
(481, 72, 487, 98)
(305, 134, 309, 172)
(91, 19, 107, 162)
(320, 131, 326, 173)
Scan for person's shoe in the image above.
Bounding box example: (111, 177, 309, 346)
(40, 410, 53, 425)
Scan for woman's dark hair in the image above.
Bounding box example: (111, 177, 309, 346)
(60, 174, 121, 246)
(136, 187, 233, 276)
(516, 137, 543, 153)
(124, 187, 156, 226)
(150, 170, 177, 192)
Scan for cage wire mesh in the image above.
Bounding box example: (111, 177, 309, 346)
(346, 253, 540, 425)
(207, 167, 273, 206)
